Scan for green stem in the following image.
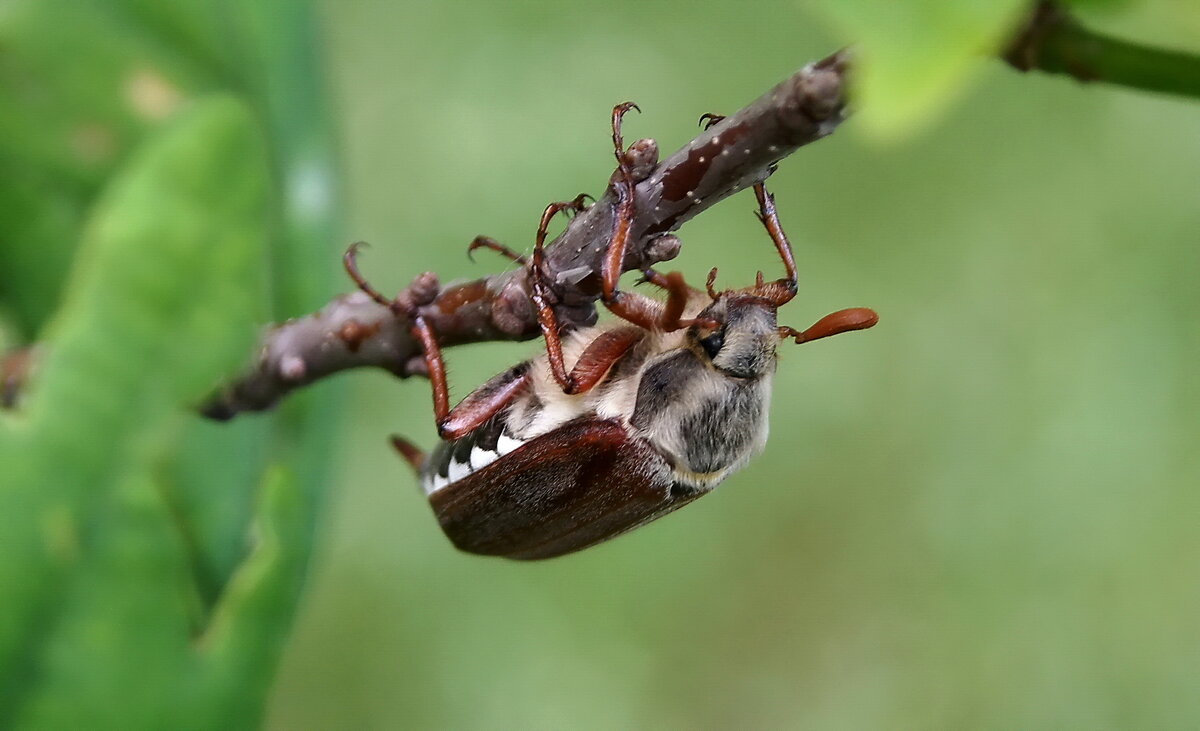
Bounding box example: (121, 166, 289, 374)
(1005, 2, 1200, 101)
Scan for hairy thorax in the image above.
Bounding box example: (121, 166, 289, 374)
(505, 321, 774, 491)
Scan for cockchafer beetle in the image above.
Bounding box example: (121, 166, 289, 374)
(345, 103, 877, 560)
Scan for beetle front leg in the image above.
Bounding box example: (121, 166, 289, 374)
(599, 103, 652, 326)
(539, 325, 645, 395)
(595, 102, 700, 331)
(752, 182, 800, 306)
(599, 104, 711, 333)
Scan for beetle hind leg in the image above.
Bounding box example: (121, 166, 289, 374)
(344, 243, 511, 443)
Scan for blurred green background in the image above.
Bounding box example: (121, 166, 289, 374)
(3, 0, 1198, 729)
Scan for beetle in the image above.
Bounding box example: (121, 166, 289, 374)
(344, 103, 877, 560)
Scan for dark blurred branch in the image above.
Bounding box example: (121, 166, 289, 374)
(1005, 1, 1200, 100)
(202, 51, 849, 420)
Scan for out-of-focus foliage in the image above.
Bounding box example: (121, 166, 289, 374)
(0, 0, 337, 727)
(2, 0, 1198, 728)
(812, 0, 1196, 136)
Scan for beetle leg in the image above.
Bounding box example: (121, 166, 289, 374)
(344, 245, 534, 441)
(466, 235, 526, 265)
(556, 326, 646, 395)
(751, 182, 799, 306)
(599, 103, 709, 333)
(705, 267, 720, 299)
(654, 271, 702, 332)
(436, 363, 532, 440)
(343, 242, 403, 312)
(532, 258, 646, 394)
(635, 268, 674, 290)
(526, 194, 599, 393)
(697, 112, 725, 130)
(404, 322, 532, 441)
(600, 103, 646, 321)
(404, 312, 456, 434)
(344, 244, 465, 440)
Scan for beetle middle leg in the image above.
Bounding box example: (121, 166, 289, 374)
(344, 244, 531, 441)
(527, 192, 646, 395)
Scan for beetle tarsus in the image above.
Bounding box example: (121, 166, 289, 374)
(343, 242, 399, 311)
(466, 235, 526, 265)
(611, 102, 641, 169)
(705, 268, 720, 299)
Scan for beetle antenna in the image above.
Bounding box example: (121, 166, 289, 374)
(344, 243, 400, 312)
(781, 307, 878, 344)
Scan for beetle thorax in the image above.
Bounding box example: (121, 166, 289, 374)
(499, 294, 778, 491)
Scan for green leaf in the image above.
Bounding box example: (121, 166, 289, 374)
(0, 0, 338, 724)
(0, 94, 270, 723)
(198, 466, 311, 725)
(814, 0, 1030, 137)
(0, 0, 212, 337)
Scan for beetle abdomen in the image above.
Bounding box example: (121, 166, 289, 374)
(428, 417, 699, 559)
(421, 415, 525, 495)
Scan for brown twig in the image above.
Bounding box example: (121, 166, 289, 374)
(202, 50, 850, 420)
(1004, 1, 1200, 100)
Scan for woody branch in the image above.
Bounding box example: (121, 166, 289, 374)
(201, 51, 850, 420)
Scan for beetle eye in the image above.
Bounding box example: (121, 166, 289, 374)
(699, 331, 724, 359)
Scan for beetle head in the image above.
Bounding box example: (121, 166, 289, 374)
(693, 266, 878, 378)
(691, 293, 780, 379)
